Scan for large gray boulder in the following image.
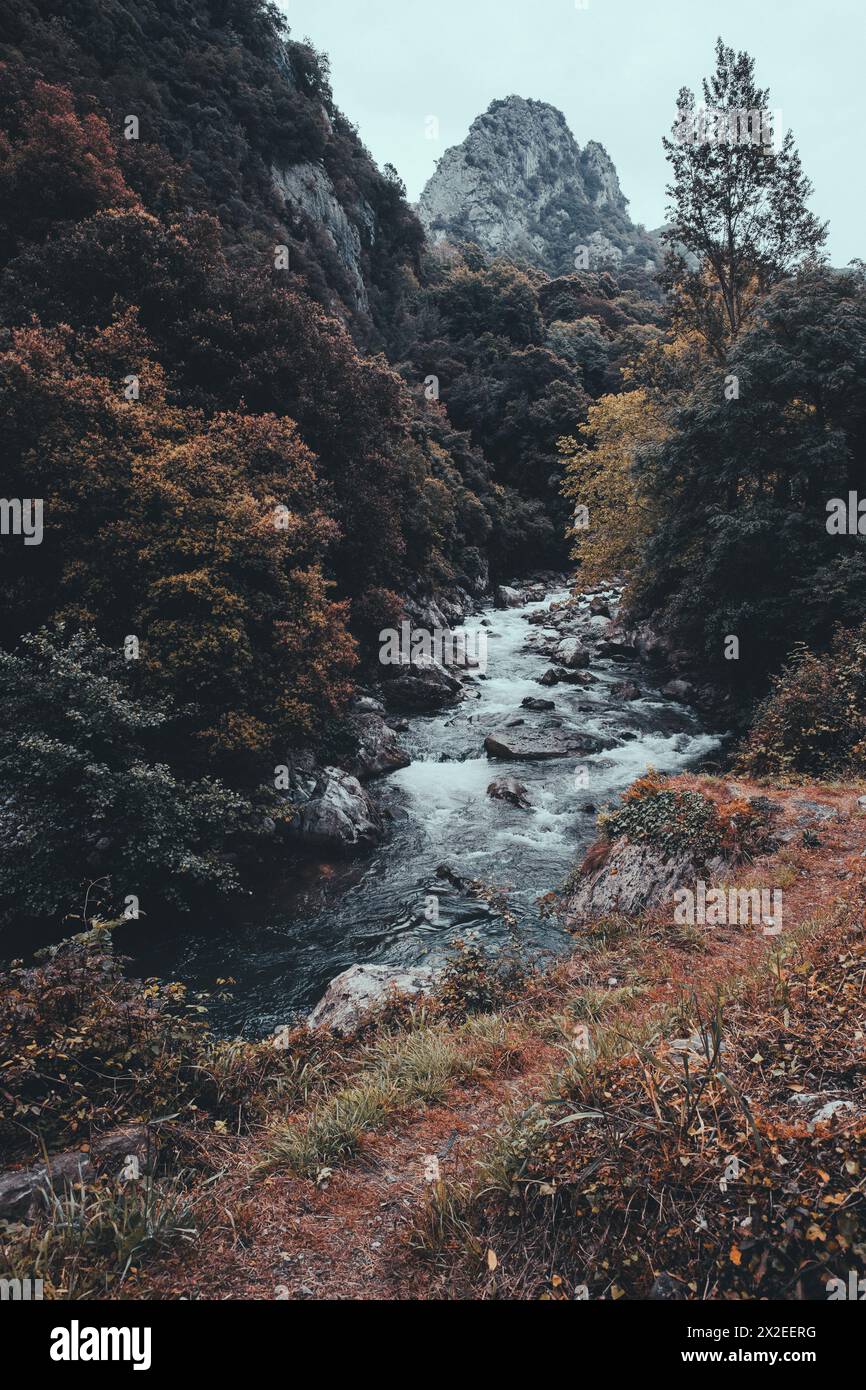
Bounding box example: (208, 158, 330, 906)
(303, 963, 437, 1036)
(382, 655, 463, 711)
(287, 767, 384, 853)
(561, 838, 705, 923)
(485, 728, 607, 761)
(343, 711, 410, 780)
(555, 638, 591, 669)
(495, 585, 526, 608)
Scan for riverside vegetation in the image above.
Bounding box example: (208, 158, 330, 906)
(0, 8, 865, 1301)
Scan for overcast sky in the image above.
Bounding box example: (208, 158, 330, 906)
(278, 0, 862, 266)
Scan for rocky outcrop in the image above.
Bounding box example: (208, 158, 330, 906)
(303, 963, 437, 1035)
(342, 709, 410, 780)
(561, 838, 707, 923)
(418, 96, 660, 277)
(286, 764, 385, 853)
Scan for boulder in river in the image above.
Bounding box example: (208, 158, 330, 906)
(555, 638, 591, 669)
(661, 678, 695, 702)
(287, 767, 384, 853)
(521, 696, 555, 711)
(612, 680, 642, 701)
(487, 777, 532, 809)
(342, 710, 410, 780)
(484, 728, 607, 761)
(305, 963, 437, 1035)
(537, 667, 593, 687)
(495, 584, 525, 608)
(382, 655, 463, 711)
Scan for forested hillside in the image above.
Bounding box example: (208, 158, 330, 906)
(0, 0, 664, 925)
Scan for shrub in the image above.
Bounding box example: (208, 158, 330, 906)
(737, 624, 866, 779)
(600, 772, 772, 861)
(0, 628, 270, 924)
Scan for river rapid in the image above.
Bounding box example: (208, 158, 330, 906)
(128, 583, 725, 1036)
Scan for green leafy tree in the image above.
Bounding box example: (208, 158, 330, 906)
(662, 38, 827, 356)
(631, 268, 866, 692)
(0, 629, 262, 924)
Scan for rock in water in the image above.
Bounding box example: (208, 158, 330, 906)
(495, 584, 526, 608)
(521, 697, 556, 711)
(555, 638, 591, 669)
(305, 964, 437, 1035)
(485, 729, 606, 761)
(382, 655, 463, 711)
(287, 767, 384, 853)
(661, 679, 695, 702)
(612, 679, 641, 701)
(487, 777, 532, 809)
(537, 667, 594, 687)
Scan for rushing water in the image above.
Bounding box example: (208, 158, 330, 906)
(125, 586, 725, 1037)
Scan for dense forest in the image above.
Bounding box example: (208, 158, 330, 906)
(0, 0, 668, 924)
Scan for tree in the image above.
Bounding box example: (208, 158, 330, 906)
(662, 38, 827, 357)
(560, 388, 666, 587)
(631, 268, 866, 690)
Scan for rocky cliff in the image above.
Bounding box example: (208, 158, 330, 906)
(419, 96, 660, 277)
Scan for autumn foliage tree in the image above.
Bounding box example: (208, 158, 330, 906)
(0, 313, 357, 768)
(560, 388, 666, 587)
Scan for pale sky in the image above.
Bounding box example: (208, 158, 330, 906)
(278, 0, 862, 265)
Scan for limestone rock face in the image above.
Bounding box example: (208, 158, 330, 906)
(419, 96, 660, 276)
(271, 161, 375, 314)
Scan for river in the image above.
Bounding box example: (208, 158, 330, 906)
(125, 584, 724, 1037)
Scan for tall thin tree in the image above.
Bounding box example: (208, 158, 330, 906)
(662, 38, 827, 357)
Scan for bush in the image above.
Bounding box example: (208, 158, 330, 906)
(599, 772, 772, 861)
(0, 628, 266, 924)
(737, 624, 866, 779)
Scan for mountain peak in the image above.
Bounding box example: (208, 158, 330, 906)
(419, 98, 655, 277)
